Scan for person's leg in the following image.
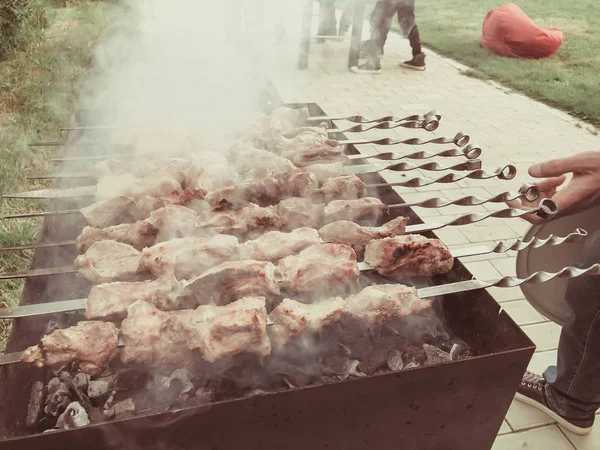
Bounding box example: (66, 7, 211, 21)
(396, 4, 426, 70)
(516, 235, 600, 435)
(317, 0, 338, 38)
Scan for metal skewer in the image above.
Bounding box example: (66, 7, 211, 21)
(346, 144, 482, 161)
(346, 160, 482, 175)
(0, 230, 589, 321)
(339, 132, 470, 148)
(3, 262, 599, 367)
(0, 202, 561, 281)
(308, 110, 442, 124)
(327, 119, 440, 134)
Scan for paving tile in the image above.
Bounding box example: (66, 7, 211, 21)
(491, 257, 518, 277)
(461, 260, 502, 281)
(431, 227, 470, 246)
(498, 420, 512, 436)
(493, 425, 574, 449)
(501, 300, 545, 326)
(505, 400, 555, 432)
(521, 322, 562, 352)
(527, 350, 558, 375)
(460, 223, 520, 243)
(486, 286, 525, 302)
(560, 425, 600, 450)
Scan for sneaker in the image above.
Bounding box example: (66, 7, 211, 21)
(515, 371, 594, 435)
(359, 40, 384, 59)
(400, 52, 426, 71)
(350, 60, 382, 75)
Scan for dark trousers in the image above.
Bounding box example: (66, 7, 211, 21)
(543, 235, 600, 419)
(368, 0, 422, 57)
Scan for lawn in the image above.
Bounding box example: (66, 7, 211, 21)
(0, 1, 121, 354)
(412, 0, 600, 125)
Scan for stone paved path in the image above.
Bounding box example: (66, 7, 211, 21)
(264, 10, 600, 449)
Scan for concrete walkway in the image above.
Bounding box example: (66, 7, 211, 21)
(265, 17, 600, 450)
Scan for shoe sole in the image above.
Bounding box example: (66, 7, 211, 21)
(515, 393, 592, 436)
(399, 63, 425, 71)
(350, 67, 382, 75)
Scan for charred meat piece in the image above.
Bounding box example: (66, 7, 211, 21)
(141, 234, 240, 280)
(85, 274, 190, 320)
(278, 244, 359, 299)
(318, 216, 408, 258)
(21, 321, 118, 375)
(323, 197, 389, 226)
(241, 205, 283, 239)
(276, 197, 324, 231)
(241, 227, 321, 261)
(364, 235, 454, 277)
(134, 188, 207, 220)
(205, 167, 318, 207)
(183, 260, 281, 307)
(182, 297, 271, 363)
(269, 284, 432, 349)
(346, 284, 432, 324)
(268, 297, 347, 350)
(76, 204, 200, 253)
(306, 162, 344, 185)
(120, 297, 271, 367)
(319, 175, 367, 203)
(80, 196, 137, 228)
(120, 301, 195, 368)
(77, 221, 158, 254)
(75, 240, 143, 284)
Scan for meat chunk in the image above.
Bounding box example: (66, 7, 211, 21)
(364, 235, 454, 277)
(183, 260, 280, 307)
(275, 132, 346, 167)
(241, 205, 283, 239)
(146, 204, 200, 242)
(120, 301, 195, 367)
(278, 244, 359, 299)
(205, 167, 318, 207)
(21, 321, 118, 375)
(96, 171, 181, 201)
(77, 221, 158, 254)
(75, 240, 142, 284)
(241, 227, 321, 261)
(80, 196, 137, 228)
(134, 188, 206, 220)
(319, 175, 367, 203)
(85, 274, 190, 320)
(318, 216, 408, 258)
(306, 162, 344, 185)
(234, 148, 294, 175)
(268, 297, 347, 350)
(197, 164, 240, 191)
(120, 297, 271, 367)
(141, 234, 240, 280)
(182, 297, 271, 362)
(346, 284, 433, 324)
(276, 197, 324, 231)
(323, 197, 388, 226)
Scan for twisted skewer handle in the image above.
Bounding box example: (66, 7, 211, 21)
(330, 119, 440, 134)
(341, 132, 470, 148)
(309, 110, 442, 124)
(366, 165, 517, 189)
(390, 184, 540, 209)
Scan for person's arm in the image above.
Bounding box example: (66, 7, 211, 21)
(508, 151, 600, 224)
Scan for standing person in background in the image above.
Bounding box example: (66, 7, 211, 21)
(351, 0, 426, 74)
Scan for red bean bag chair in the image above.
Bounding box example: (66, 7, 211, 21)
(480, 3, 564, 59)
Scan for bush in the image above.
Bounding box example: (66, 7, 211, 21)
(0, 0, 48, 59)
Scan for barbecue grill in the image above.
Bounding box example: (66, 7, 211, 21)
(0, 101, 542, 450)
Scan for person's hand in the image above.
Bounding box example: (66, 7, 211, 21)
(508, 151, 600, 224)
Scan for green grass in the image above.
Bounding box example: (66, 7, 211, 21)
(0, 1, 121, 354)
(409, 0, 600, 125)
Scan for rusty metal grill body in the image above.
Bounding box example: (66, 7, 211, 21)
(0, 102, 535, 450)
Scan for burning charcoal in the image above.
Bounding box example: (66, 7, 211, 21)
(45, 379, 71, 417)
(387, 349, 404, 372)
(423, 344, 452, 366)
(449, 343, 472, 361)
(26, 381, 45, 428)
(349, 336, 374, 360)
(404, 362, 420, 369)
(60, 372, 93, 414)
(104, 398, 135, 421)
(321, 354, 351, 376)
(245, 388, 268, 398)
(73, 373, 90, 392)
(115, 369, 150, 392)
(195, 387, 215, 405)
(283, 371, 313, 389)
(340, 359, 364, 380)
(55, 402, 90, 430)
(159, 369, 194, 395)
(88, 380, 112, 400)
(44, 320, 62, 336)
(358, 348, 388, 375)
(376, 336, 408, 352)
